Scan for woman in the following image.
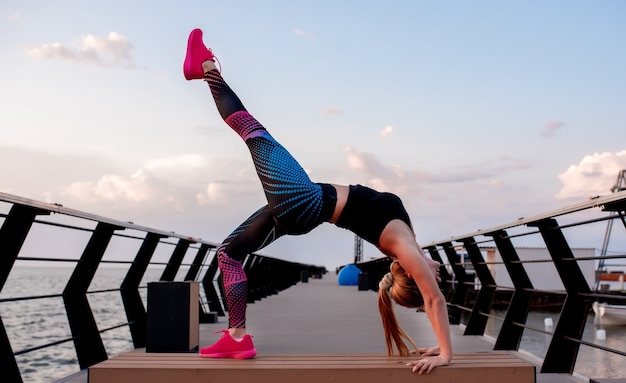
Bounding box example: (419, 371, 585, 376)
(184, 28, 451, 375)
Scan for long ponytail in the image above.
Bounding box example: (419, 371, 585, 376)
(377, 262, 423, 356)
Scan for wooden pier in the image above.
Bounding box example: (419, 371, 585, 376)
(63, 275, 583, 383)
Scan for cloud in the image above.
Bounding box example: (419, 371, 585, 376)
(340, 145, 541, 204)
(343, 145, 512, 185)
(293, 28, 316, 40)
(28, 31, 134, 68)
(0, 10, 20, 21)
(344, 146, 398, 179)
(555, 150, 626, 199)
(380, 125, 394, 140)
(56, 150, 266, 218)
(322, 107, 343, 115)
(543, 120, 565, 138)
(65, 169, 159, 203)
(197, 182, 226, 205)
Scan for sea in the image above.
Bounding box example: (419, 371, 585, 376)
(1, 267, 625, 382)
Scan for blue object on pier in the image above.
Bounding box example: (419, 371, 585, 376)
(338, 264, 362, 286)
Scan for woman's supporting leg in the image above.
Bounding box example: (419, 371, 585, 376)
(200, 205, 282, 359)
(217, 205, 284, 329)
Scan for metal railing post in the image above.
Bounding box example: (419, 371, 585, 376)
(184, 243, 215, 322)
(63, 222, 123, 370)
(0, 205, 50, 383)
(462, 238, 496, 335)
(160, 238, 191, 281)
(489, 230, 534, 351)
(184, 243, 212, 281)
(121, 232, 165, 348)
(530, 218, 592, 374)
(201, 250, 225, 316)
(442, 242, 469, 324)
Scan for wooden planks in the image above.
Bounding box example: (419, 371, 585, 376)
(88, 352, 536, 383)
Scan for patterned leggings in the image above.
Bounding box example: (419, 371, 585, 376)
(205, 70, 333, 328)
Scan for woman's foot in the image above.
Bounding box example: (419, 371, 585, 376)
(199, 329, 256, 359)
(183, 28, 215, 80)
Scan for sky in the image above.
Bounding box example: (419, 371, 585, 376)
(1, 1, 626, 270)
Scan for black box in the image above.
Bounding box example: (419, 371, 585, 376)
(146, 282, 199, 353)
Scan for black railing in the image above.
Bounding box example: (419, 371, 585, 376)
(0, 192, 326, 383)
(355, 190, 626, 376)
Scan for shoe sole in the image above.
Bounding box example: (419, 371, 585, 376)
(200, 349, 257, 359)
(184, 29, 204, 80)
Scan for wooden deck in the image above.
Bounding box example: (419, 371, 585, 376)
(58, 274, 585, 383)
(89, 352, 535, 383)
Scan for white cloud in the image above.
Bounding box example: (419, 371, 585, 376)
(28, 42, 78, 62)
(555, 150, 626, 199)
(54, 151, 264, 218)
(197, 182, 225, 205)
(293, 28, 316, 40)
(380, 125, 394, 140)
(65, 169, 163, 203)
(28, 31, 134, 68)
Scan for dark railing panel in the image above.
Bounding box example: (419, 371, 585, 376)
(185, 243, 212, 282)
(490, 230, 534, 351)
(121, 232, 164, 348)
(63, 222, 122, 369)
(0, 205, 50, 383)
(462, 238, 496, 336)
(0, 205, 50, 290)
(531, 218, 592, 374)
(442, 241, 470, 325)
(0, 315, 20, 383)
(160, 239, 191, 281)
(202, 251, 225, 317)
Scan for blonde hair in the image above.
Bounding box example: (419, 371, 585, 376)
(377, 261, 424, 356)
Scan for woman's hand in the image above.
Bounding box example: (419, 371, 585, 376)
(409, 345, 440, 356)
(418, 345, 440, 356)
(406, 354, 450, 374)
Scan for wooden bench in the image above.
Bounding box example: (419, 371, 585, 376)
(88, 352, 536, 383)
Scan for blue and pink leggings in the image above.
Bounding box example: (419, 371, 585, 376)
(204, 70, 335, 328)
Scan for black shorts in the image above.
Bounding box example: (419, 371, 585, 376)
(334, 184, 412, 247)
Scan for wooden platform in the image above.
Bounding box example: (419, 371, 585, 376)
(88, 352, 536, 383)
(57, 275, 583, 383)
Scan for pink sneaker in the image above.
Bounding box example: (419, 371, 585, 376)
(200, 330, 256, 359)
(183, 28, 215, 80)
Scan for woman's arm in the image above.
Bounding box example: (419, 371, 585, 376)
(379, 220, 452, 374)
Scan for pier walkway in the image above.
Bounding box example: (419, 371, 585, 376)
(59, 274, 583, 383)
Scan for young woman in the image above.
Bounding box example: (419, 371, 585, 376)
(184, 28, 452, 374)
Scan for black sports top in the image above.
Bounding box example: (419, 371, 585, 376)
(334, 184, 412, 247)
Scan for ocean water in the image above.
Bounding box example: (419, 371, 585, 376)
(0, 267, 165, 383)
(1, 267, 625, 382)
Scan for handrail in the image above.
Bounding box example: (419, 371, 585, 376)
(426, 190, 626, 245)
(0, 191, 326, 383)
